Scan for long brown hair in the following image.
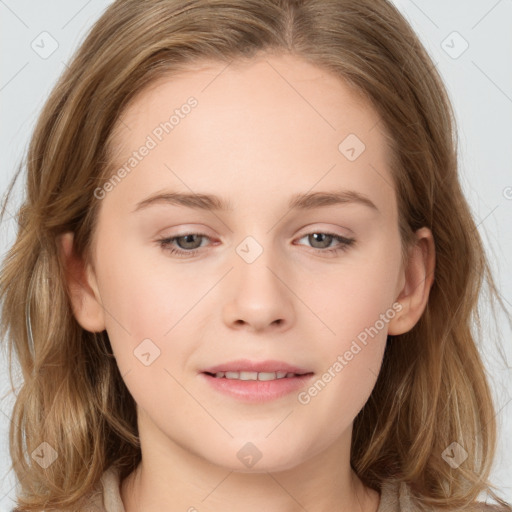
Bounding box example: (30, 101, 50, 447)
(1, 0, 510, 510)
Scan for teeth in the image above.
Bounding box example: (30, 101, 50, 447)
(239, 371, 258, 380)
(212, 371, 300, 380)
(258, 372, 277, 381)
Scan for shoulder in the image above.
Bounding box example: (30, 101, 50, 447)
(378, 479, 510, 512)
(99, 466, 126, 512)
(76, 466, 125, 512)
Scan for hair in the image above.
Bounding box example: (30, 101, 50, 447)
(0, 0, 510, 510)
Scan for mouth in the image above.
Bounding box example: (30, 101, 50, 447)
(200, 359, 314, 402)
(204, 370, 310, 380)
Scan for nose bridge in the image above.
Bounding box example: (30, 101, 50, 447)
(222, 232, 295, 331)
(234, 232, 283, 298)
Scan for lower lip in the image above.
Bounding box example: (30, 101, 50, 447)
(200, 372, 314, 403)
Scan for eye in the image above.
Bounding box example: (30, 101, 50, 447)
(295, 232, 355, 255)
(157, 233, 211, 258)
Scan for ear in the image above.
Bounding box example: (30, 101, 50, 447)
(58, 232, 106, 333)
(387, 227, 435, 335)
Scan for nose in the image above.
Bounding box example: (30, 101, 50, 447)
(222, 248, 295, 333)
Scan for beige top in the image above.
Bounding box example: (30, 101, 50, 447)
(82, 466, 504, 512)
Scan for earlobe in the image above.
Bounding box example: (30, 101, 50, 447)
(387, 227, 435, 336)
(58, 232, 106, 333)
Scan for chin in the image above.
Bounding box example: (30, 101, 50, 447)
(207, 445, 308, 474)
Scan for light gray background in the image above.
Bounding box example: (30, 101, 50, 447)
(1, 0, 511, 508)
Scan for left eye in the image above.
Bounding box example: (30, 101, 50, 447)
(156, 231, 355, 258)
(296, 232, 355, 254)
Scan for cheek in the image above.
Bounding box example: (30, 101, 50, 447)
(96, 233, 200, 333)
(297, 270, 393, 434)
(93, 243, 198, 376)
(305, 242, 401, 344)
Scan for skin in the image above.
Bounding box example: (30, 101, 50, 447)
(60, 53, 435, 512)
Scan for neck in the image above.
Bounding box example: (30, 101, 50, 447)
(120, 417, 380, 512)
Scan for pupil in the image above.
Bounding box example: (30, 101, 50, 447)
(311, 233, 331, 248)
(180, 234, 200, 249)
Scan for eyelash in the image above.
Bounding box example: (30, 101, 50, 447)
(156, 231, 355, 258)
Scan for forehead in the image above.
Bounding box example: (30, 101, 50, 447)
(104, 53, 395, 218)
(114, 53, 381, 144)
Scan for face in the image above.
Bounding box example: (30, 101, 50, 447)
(67, 53, 430, 473)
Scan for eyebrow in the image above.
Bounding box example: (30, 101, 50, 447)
(131, 189, 379, 213)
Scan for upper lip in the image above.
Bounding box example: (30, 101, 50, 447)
(202, 359, 313, 375)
